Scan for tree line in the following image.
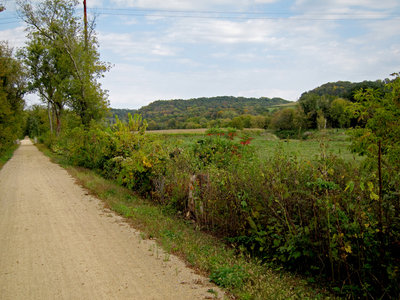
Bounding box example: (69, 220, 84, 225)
(108, 80, 386, 134)
(109, 96, 290, 130)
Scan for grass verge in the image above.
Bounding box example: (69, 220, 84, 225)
(36, 143, 333, 300)
(0, 144, 19, 170)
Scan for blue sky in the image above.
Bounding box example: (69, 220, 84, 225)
(1, 0, 400, 109)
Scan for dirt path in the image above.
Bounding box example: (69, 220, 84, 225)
(0, 139, 223, 300)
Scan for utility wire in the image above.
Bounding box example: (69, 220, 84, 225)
(90, 7, 399, 17)
(88, 12, 399, 21)
(87, 7, 400, 21)
(2, 6, 399, 24)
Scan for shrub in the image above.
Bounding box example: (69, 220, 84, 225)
(42, 117, 399, 298)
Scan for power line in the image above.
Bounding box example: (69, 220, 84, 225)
(92, 12, 400, 21)
(86, 7, 400, 21)
(2, 6, 400, 24)
(90, 7, 400, 16)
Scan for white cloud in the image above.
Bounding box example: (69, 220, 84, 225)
(99, 31, 178, 58)
(293, 0, 400, 13)
(109, 0, 279, 10)
(254, 0, 278, 3)
(0, 26, 26, 48)
(166, 19, 284, 45)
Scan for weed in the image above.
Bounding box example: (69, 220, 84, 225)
(207, 288, 218, 297)
(163, 253, 170, 262)
(209, 265, 249, 289)
(0, 144, 18, 170)
(111, 203, 134, 218)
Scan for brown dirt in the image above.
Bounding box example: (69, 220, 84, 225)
(0, 138, 223, 299)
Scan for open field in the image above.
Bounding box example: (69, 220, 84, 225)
(151, 128, 359, 163)
(147, 128, 208, 134)
(268, 101, 297, 110)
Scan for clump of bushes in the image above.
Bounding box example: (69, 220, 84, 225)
(46, 116, 399, 298)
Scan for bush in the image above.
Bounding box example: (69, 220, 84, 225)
(43, 118, 399, 298)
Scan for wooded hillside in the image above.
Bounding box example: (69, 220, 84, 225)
(299, 80, 386, 102)
(110, 96, 290, 129)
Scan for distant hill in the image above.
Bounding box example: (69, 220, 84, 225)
(299, 80, 386, 102)
(110, 96, 290, 129)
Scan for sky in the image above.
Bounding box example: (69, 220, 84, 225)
(1, 0, 400, 109)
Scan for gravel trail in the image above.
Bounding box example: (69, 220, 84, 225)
(0, 139, 222, 299)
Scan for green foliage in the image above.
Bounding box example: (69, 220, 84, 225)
(270, 107, 303, 132)
(192, 135, 251, 169)
(329, 98, 351, 128)
(345, 75, 400, 297)
(299, 80, 386, 102)
(297, 80, 385, 130)
(18, 0, 110, 129)
(0, 144, 18, 170)
(210, 265, 249, 288)
(349, 75, 400, 160)
(0, 42, 26, 154)
(24, 104, 49, 137)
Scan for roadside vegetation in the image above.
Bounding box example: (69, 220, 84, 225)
(38, 142, 331, 299)
(0, 144, 18, 170)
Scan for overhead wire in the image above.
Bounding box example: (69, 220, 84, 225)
(1, 5, 400, 24)
(87, 7, 400, 21)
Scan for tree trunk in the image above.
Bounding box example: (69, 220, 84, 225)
(47, 102, 53, 134)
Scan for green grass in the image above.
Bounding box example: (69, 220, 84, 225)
(37, 143, 333, 300)
(252, 138, 359, 162)
(268, 102, 297, 112)
(155, 128, 360, 164)
(0, 144, 19, 170)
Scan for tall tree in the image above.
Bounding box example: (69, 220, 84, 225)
(18, 0, 109, 128)
(19, 34, 67, 134)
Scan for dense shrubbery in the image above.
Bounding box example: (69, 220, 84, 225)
(44, 116, 399, 298)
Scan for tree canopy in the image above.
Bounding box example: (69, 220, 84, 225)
(18, 0, 109, 130)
